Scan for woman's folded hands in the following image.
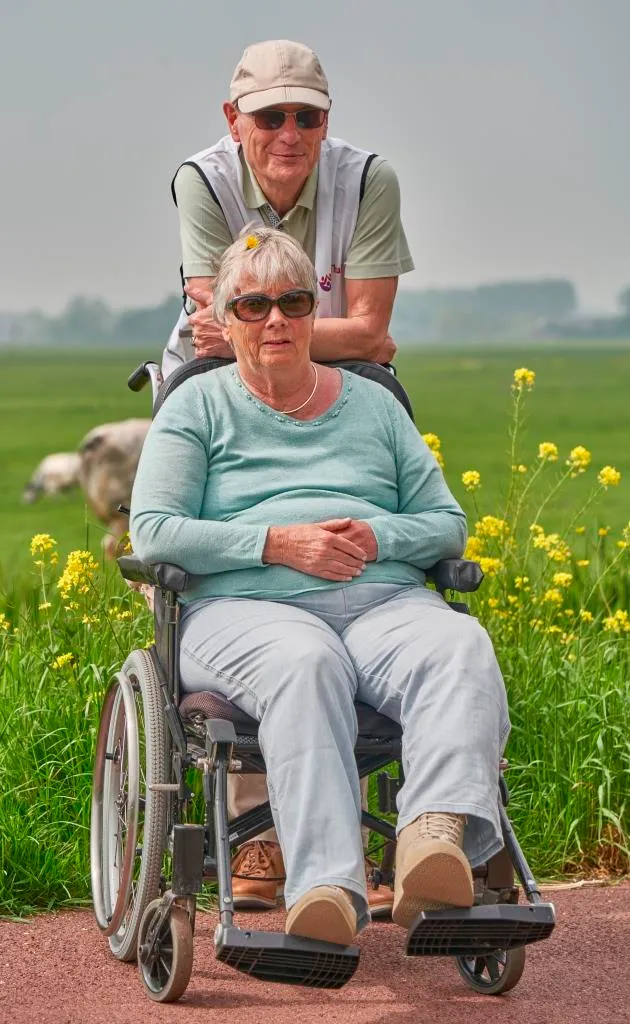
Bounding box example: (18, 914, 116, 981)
(262, 518, 377, 581)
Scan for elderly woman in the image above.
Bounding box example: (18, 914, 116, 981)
(130, 227, 510, 947)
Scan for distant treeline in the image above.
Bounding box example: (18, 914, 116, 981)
(2, 278, 629, 346)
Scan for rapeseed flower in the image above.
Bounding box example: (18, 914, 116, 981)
(52, 652, 74, 670)
(512, 367, 536, 391)
(464, 536, 484, 560)
(602, 610, 630, 634)
(57, 550, 99, 600)
(462, 470, 481, 492)
(552, 572, 573, 588)
(579, 610, 593, 623)
(479, 557, 503, 576)
(597, 466, 621, 488)
(511, 463, 528, 474)
(538, 442, 559, 462)
(566, 445, 591, 475)
(475, 515, 509, 540)
(543, 588, 563, 605)
(422, 432, 444, 469)
(0, 613, 9, 632)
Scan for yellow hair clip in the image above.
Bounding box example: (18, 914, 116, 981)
(245, 235, 259, 250)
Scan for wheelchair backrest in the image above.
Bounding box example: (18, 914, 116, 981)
(152, 357, 415, 421)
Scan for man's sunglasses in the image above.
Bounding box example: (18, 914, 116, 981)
(226, 290, 315, 322)
(248, 108, 326, 132)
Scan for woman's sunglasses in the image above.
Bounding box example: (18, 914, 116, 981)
(248, 108, 326, 132)
(226, 290, 315, 322)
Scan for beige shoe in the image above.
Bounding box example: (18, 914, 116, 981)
(231, 841, 285, 910)
(285, 886, 357, 946)
(392, 813, 473, 929)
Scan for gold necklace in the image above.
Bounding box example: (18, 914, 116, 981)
(281, 365, 319, 415)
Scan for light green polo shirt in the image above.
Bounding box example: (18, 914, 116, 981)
(173, 147, 414, 281)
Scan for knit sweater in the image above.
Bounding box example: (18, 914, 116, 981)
(130, 366, 467, 602)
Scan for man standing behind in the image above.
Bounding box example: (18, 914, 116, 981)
(164, 39, 414, 916)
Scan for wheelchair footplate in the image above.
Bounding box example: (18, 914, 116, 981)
(406, 902, 556, 957)
(215, 923, 360, 988)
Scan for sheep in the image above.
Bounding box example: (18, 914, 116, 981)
(22, 452, 82, 504)
(23, 418, 151, 558)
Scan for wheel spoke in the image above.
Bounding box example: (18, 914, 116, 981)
(487, 956, 501, 982)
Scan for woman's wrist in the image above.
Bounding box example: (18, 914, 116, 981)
(262, 525, 285, 565)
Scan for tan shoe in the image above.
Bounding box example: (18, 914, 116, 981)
(231, 840, 285, 910)
(365, 858, 394, 919)
(286, 886, 357, 946)
(392, 813, 473, 929)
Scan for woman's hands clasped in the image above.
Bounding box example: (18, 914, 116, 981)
(263, 519, 377, 582)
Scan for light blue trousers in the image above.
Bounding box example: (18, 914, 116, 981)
(179, 584, 510, 931)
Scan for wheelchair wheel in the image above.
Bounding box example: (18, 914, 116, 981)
(455, 946, 526, 994)
(137, 898, 194, 1003)
(90, 649, 169, 961)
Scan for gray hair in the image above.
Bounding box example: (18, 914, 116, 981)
(212, 226, 318, 325)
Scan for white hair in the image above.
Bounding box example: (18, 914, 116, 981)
(212, 226, 317, 325)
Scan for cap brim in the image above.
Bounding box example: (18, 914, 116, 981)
(237, 86, 331, 113)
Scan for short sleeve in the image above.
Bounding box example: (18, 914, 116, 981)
(345, 158, 415, 280)
(173, 163, 233, 279)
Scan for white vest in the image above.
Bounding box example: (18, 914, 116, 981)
(162, 136, 374, 377)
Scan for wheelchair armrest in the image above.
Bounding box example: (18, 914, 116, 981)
(426, 559, 484, 593)
(117, 554, 189, 593)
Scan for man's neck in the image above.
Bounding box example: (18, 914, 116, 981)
(257, 175, 307, 218)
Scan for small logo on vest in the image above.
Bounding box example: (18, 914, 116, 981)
(319, 272, 332, 292)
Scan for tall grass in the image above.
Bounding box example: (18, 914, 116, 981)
(0, 364, 628, 917)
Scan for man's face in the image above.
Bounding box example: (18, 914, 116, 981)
(224, 102, 328, 191)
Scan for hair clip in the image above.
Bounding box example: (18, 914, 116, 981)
(245, 235, 259, 250)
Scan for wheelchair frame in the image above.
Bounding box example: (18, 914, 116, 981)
(89, 359, 555, 1002)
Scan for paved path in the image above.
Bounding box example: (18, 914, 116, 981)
(1, 883, 628, 1024)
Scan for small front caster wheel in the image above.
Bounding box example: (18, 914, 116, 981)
(137, 899, 194, 1002)
(455, 946, 526, 995)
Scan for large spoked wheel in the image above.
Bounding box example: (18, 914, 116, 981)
(137, 899, 194, 1003)
(456, 946, 526, 995)
(91, 649, 169, 961)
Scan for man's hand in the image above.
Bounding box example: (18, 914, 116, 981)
(263, 519, 368, 581)
(373, 334, 397, 365)
(323, 519, 378, 561)
(184, 282, 233, 359)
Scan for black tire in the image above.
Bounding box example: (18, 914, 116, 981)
(137, 899, 194, 1002)
(456, 946, 526, 994)
(91, 649, 169, 961)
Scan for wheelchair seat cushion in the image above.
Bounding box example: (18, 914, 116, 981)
(178, 690, 402, 739)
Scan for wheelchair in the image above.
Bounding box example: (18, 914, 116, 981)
(89, 357, 555, 1003)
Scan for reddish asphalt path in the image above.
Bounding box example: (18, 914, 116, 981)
(1, 883, 628, 1024)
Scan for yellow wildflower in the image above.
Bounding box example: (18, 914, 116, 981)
(597, 465, 621, 488)
(116, 610, 133, 621)
(464, 536, 484, 560)
(507, 595, 519, 605)
(0, 613, 9, 632)
(579, 610, 593, 623)
(561, 632, 576, 645)
(475, 515, 509, 540)
(576, 559, 590, 568)
(529, 523, 544, 536)
(512, 367, 536, 391)
(529, 618, 543, 629)
(479, 556, 503, 576)
(57, 550, 99, 599)
(422, 432, 445, 469)
(546, 625, 562, 635)
(461, 470, 481, 492)
(511, 464, 528, 474)
(552, 572, 573, 588)
(543, 588, 563, 605)
(598, 527, 610, 538)
(566, 445, 591, 474)
(52, 652, 74, 670)
(563, 609, 575, 618)
(487, 597, 500, 609)
(30, 533, 57, 557)
(537, 442, 558, 462)
(575, 526, 586, 535)
(38, 602, 52, 611)
(602, 610, 630, 634)
(514, 576, 530, 590)
(617, 541, 628, 550)
(532, 530, 571, 563)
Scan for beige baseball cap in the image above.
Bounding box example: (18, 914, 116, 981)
(230, 39, 331, 113)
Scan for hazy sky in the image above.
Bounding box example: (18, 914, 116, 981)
(1, 0, 628, 314)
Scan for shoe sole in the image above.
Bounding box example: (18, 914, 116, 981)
(286, 888, 357, 946)
(369, 902, 394, 920)
(393, 842, 473, 929)
(233, 895, 279, 910)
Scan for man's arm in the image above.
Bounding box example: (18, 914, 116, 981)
(310, 276, 398, 363)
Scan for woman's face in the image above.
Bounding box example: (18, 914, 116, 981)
(222, 275, 315, 374)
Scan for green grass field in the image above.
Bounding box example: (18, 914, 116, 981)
(1, 345, 629, 573)
(1, 344, 628, 915)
